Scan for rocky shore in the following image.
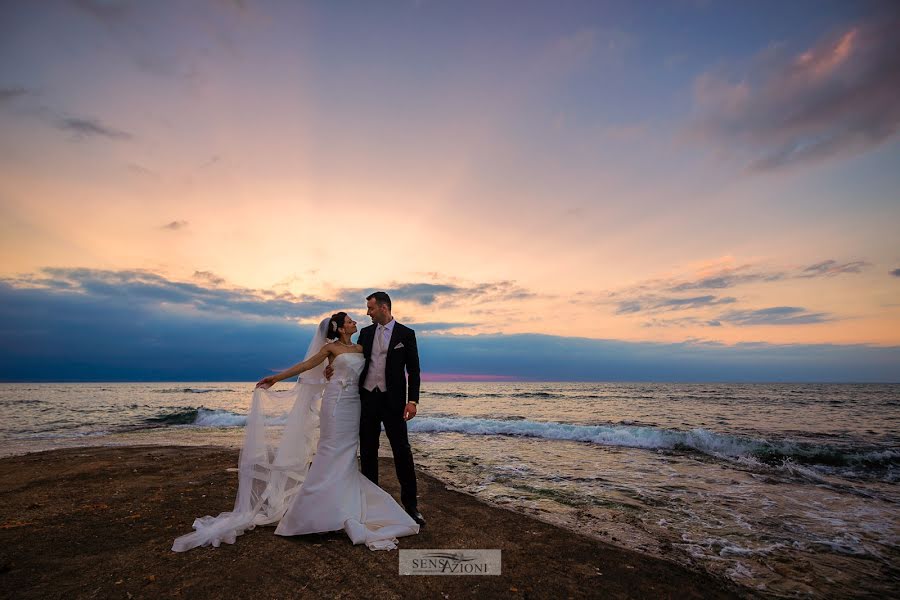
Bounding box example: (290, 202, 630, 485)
(0, 446, 752, 599)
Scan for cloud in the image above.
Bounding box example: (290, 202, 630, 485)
(2, 276, 897, 382)
(57, 116, 132, 140)
(199, 155, 222, 169)
(0, 279, 318, 381)
(602, 257, 866, 327)
(0, 85, 132, 143)
(639, 305, 833, 329)
(717, 306, 832, 326)
(615, 300, 641, 314)
(0, 87, 29, 105)
(690, 13, 900, 172)
(611, 257, 867, 301)
(339, 279, 535, 308)
(640, 315, 725, 328)
(668, 269, 786, 292)
(162, 220, 189, 230)
(405, 322, 475, 332)
(615, 294, 737, 315)
(672, 260, 868, 291)
(0, 268, 524, 327)
(654, 295, 737, 310)
(374, 283, 461, 306)
(193, 270, 225, 285)
(798, 260, 871, 278)
(605, 261, 783, 302)
(126, 163, 159, 178)
(2, 268, 336, 321)
(664, 259, 869, 293)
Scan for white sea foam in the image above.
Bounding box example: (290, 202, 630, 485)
(409, 417, 766, 458)
(188, 408, 289, 428)
(407, 417, 898, 477)
(193, 408, 248, 427)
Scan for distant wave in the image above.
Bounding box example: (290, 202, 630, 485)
(146, 407, 206, 425)
(193, 408, 249, 427)
(145, 407, 279, 427)
(419, 391, 856, 404)
(0, 398, 44, 405)
(424, 391, 570, 399)
(152, 388, 234, 394)
(407, 417, 899, 472)
(422, 391, 677, 401)
(141, 408, 897, 476)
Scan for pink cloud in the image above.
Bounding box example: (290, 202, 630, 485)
(690, 13, 900, 172)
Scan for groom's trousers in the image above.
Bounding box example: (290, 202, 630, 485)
(359, 388, 418, 510)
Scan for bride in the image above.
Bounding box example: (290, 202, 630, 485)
(172, 312, 420, 552)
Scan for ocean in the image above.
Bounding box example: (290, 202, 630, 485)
(1, 381, 897, 597)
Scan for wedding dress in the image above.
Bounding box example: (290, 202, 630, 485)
(172, 318, 419, 552)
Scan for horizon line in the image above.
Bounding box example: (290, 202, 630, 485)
(0, 379, 896, 385)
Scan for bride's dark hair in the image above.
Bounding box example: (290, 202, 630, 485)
(325, 311, 348, 341)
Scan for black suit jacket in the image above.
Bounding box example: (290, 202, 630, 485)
(358, 321, 420, 406)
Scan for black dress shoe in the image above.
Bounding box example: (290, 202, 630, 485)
(406, 508, 426, 527)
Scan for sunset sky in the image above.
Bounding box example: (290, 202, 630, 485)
(1, 1, 898, 381)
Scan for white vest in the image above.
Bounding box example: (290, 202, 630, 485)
(363, 322, 392, 392)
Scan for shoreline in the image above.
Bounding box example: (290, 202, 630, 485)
(0, 445, 752, 599)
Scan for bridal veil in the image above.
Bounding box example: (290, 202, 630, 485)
(172, 318, 331, 552)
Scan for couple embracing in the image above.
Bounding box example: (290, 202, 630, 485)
(173, 291, 424, 552)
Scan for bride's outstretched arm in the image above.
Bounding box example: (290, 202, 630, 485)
(256, 346, 332, 388)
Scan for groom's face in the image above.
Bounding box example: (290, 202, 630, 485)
(366, 298, 388, 324)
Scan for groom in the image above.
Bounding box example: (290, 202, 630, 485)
(330, 291, 424, 527)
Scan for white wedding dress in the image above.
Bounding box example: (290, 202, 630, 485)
(172, 320, 419, 552)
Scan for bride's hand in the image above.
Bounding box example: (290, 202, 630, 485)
(256, 375, 277, 389)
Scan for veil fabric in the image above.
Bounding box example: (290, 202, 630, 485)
(172, 318, 331, 552)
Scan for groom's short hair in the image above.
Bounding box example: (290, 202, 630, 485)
(366, 291, 392, 311)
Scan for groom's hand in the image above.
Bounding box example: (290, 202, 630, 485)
(324, 364, 334, 380)
(403, 402, 417, 421)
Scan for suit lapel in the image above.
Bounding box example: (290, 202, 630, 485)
(385, 322, 401, 369)
(387, 322, 401, 352)
(362, 325, 375, 359)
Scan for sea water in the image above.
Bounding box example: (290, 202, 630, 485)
(1, 382, 897, 597)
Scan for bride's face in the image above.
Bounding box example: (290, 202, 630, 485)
(340, 315, 358, 336)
